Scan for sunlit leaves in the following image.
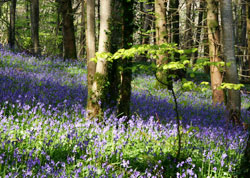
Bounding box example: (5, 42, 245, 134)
(92, 43, 244, 94)
(162, 61, 186, 70)
(218, 83, 244, 90)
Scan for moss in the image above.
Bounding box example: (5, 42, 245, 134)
(208, 20, 219, 29)
(93, 72, 110, 107)
(94, 72, 109, 92)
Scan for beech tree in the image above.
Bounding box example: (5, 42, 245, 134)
(155, 0, 167, 62)
(86, 0, 96, 117)
(90, 0, 112, 117)
(220, 0, 241, 120)
(155, 0, 169, 87)
(206, 0, 224, 104)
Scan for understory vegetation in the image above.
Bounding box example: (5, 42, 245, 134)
(0, 47, 250, 177)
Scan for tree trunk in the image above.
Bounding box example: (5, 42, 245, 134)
(95, 0, 100, 49)
(185, 0, 192, 49)
(155, 0, 169, 88)
(55, 0, 63, 57)
(169, 0, 179, 45)
(9, 0, 16, 50)
(142, 0, 153, 45)
(25, 0, 30, 33)
(155, 0, 167, 59)
(91, 0, 112, 117)
(206, 0, 224, 104)
(60, 0, 77, 59)
(241, 1, 247, 48)
(107, 0, 123, 109)
(86, 0, 96, 117)
(117, 0, 134, 118)
(79, 0, 86, 57)
(30, 0, 40, 55)
(220, 0, 241, 120)
(237, 0, 247, 82)
(247, 0, 250, 76)
(194, 1, 205, 60)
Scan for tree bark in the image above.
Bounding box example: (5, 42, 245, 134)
(86, 0, 96, 117)
(206, 0, 224, 104)
(25, 0, 30, 33)
(55, 0, 63, 57)
(142, 0, 153, 45)
(107, 0, 123, 109)
(60, 0, 77, 59)
(155, 0, 169, 88)
(155, 0, 167, 57)
(117, 0, 134, 118)
(30, 0, 40, 55)
(220, 0, 241, 120)
(9, 0, 16, 50)
(95, 0, 100, 49)
(185, 0, 192, 49)
(247, 0, 250, 76)
(79, 0, 86, 57)
(194, 1, 205, 60)
(169, 0, 179, 45)
(91, 0, 112, 117)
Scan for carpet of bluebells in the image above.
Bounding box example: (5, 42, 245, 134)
(0, 46, 250, 177)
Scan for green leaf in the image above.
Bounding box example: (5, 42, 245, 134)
(162, 62, 185, 70)
(182, 81, 195, 91)
(218, 83, 244, 90)
(190, 73, 195, 78)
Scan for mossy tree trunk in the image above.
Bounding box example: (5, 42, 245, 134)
(108, 0, 123, 109)
(206, 0, 224, 104)
(86, 0, 96, 118)
(106, 0, 134, 118)
(79, 0, 86, 57)
(155, 0, 169, 88)
(247, 0, 250, 76)
(155, 0, 167, 63)
(117, 0, 134, 118)
(220, 0, 241, 120)
(91, 0, 112, 117)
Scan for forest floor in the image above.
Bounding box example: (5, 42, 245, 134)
(0, 48, 250, 177)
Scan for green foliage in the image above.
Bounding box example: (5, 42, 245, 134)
(218, 83, 244, 90)
(93, 43, 244, 93)
(162, 61, 188, 70)
(193, 58, 226, 72)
